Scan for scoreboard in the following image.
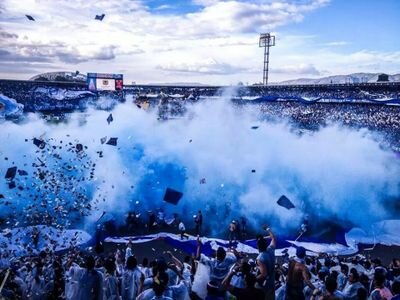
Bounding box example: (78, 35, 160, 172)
(87, 73, 123, 92)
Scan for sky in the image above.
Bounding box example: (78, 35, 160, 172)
(0, 0, 399, 84)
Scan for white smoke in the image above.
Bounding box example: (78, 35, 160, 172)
(1, 96, 399, 238)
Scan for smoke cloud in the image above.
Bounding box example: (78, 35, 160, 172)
(1, 96, 399, 238)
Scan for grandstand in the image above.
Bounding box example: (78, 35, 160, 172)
(1, 79, 400, 113)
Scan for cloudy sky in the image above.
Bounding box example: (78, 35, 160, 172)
(0, 0, 399, 84)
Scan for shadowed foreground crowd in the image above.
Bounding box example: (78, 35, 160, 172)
(0, 227, 399, 300)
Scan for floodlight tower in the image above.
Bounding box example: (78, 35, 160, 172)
(259, 33, 275, 86)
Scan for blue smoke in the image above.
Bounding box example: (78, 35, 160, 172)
(1, 96, 399, 239)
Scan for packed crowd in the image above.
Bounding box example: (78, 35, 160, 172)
(153, 98, 400, 149)
(0, 80, 123, 112)
(2, 79, 399, 112)
(1, 227, 399, 300)
(259, 101, 400, 149)
(127, 83, 400, 102)
(247, 87, 399, 102)
(0, 80, 87, 108)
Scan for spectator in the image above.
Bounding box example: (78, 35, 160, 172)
(228, 221, 238, 245)
(392, 280, 400, 300)
(178, 220, 187, 240)
(196, 237, 237, 292)
(103, 257, 119, 300)
(257, 226, 277, 300)
(370, 271, 393, 300)
(121, 256, 143, 300)
(222, 265, 264, 300)
(195, 211, 203, 236)
(285, 246, 316, 300)
(69, 255, 103, 300)
(342, 268, 365, 300)
(337, 264, 349, 291)
(125, 240, 134, 264)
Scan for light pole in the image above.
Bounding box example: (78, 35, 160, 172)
(259, 33, 275, 86)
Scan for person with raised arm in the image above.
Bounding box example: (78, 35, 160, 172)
(256, 225, 277, 300)
(196, 235, 237, 297)
(222, 262, 264, 300)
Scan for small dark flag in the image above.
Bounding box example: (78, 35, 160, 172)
(107, 113, 113, 125)
(106, 137, 118, 146)
(25, 15, 35, 21)
(5, 167, 17, 180)
(163, 188, 183, 205)
(277, 195, 295, 210)
(100, 136, 107, 144)
(33, 138, 46, 149)
(95, 14, 105, 21)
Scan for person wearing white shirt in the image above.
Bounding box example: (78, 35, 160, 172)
(342, 268, 364, 300)
(68, 255, 103, 300)
(125, 241, 133, 264)
(178, 221, 186, 240)
(140, 258, 153, 279)
(103, 257, 120, 300)
(121, 255, 143, 300)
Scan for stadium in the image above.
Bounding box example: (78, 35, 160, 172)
(1, 0, 400, 299)
(1, 75, 400, 295)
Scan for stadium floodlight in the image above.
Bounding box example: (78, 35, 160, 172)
(259, 33, 276, 86)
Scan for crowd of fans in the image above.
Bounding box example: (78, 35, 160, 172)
(0, 80, 88, 109)
(1, 227, 399, 300)
(258, 102, 400, 149)
(2, 80, 399, 113)
(150, 97, 400, 149)
(2, 80, 400, 148)
(126, 83, 400, 102)
(245, 86, 399, 102)
(0, 80, 123, 112)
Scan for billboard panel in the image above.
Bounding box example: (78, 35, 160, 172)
(96, 78, 115, 91)
(87, 73, 123, 91)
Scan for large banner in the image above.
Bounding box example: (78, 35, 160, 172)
(87, 73, 123, 91)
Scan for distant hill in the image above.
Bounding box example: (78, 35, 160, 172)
(275, 73, 400, 85)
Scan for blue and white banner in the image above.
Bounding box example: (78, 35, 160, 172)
(104, 219, 400, 256)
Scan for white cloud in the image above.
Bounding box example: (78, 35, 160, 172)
(192, 0, 221, 6)
(1, 0, 399, 84)
(324, 41, 349, 47)
(153, 4, 175, 11)
(157, 58, 247, 75)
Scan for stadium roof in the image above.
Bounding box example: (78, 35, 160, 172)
(30, 71, 86, 82)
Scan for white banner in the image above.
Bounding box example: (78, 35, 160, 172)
(96, 78, 115, 91)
